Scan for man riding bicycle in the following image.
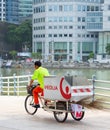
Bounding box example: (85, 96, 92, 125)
(28, 61, 49, 108)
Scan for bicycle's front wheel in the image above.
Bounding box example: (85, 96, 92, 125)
(24, 94, 37, 115)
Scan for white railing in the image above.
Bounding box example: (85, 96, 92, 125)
(92, 79, 110, 108)
(0, 74, 31, 96)
(0, 74, 110, 108)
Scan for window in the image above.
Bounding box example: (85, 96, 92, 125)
(69, 34, 72, 37)
(54, 34, 57, 37)
(54, 17, 58, 22)
(64, 26, 67, 29)
(64, 5, 68, 11)
(82, 26, 85, 29)
(48, 34, 52, 37)
(78, 26, 81, 29)
(53, 5, 58, 11)
(87, 6, 90, 11)
(82, 17, 85, 22)
(59, 17, 63, 22)
(64, 17, 68, 22)
(86, 34, 90, 38)
(91, 6, 94, 11)
(108, 16, 110, 21)
(64, 34, 68, 37)
(59, 25, 63, 29)
(78, 34, 81, 37)
(48, 5, 53, 11)
(59, 5, 63, 11)
(91, 34, 94, 38)
(59, 34, 62, 37)
(49, 26, 52, 29)
(69, 17, 73, 22)
(82, 42, 93, 53)
(108, 5, 110, 10)
(54, 26, 57, 29)
(69, 26, 73, 29)
(77, 5, 81, 11)
(82, 5, 86, 11)
(78, 17, 81, 22)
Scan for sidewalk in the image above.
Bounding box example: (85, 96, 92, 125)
(0, 96, 110, 130)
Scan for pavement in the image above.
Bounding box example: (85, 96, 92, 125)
(0, 96, 110, 130)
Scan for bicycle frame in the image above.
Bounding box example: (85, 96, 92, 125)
(25, 94, 85, 122)
(38, 94, 84, 113)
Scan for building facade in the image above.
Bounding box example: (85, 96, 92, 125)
(0, 0, 6, 21)
(6, 0, 19, 24)
(18, 0, 33, 23)
(0, 0, 33, 24)
(98, 0, 110, 59)
(32, 0, 104, 62)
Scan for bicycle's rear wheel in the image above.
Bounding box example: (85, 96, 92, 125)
(24, 94, 37, 115)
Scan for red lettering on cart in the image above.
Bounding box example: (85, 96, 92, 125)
(75, 111, 82, 118)
(45, 85, 58, 90)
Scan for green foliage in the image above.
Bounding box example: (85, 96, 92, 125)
(31, 52, 42, 59)
(89, 52, 94, 59)
(106, 44, 110, 55)
(6, 20, 32, 52)
(9, 50, 17, 60)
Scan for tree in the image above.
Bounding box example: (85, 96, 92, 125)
(9, 50, 17, 60)
(6, 24, 18, 49)
(89, 52, 94, 59)
(106, 43, 110, 55)
(31, 52, 42, 59)
(6, 20, 32, 52)
(15, 20, 32, 51)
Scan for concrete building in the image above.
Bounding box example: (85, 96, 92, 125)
(32, 0, 102, 62)
(98, 0, 110, 59)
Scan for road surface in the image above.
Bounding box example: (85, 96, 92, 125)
(0, 96, 110, 130)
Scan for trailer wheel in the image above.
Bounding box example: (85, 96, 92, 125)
(53, 111, 68, 123)
(71, 109, 85, 121)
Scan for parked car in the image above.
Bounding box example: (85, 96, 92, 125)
(98, 59, 110, 64)
(88, 58, 110, 64)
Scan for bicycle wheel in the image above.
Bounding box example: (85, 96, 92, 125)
(24, 94, 37, 115)
(53, 111, 68, 123)
(71, 109, 85, 121)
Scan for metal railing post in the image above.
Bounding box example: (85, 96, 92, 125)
(17, 76, 19, 96)
(92, 75, 96, 102)
(28, 72, 31, 85)
(13, 73, 17, 95)
(0, 75, 3, 95)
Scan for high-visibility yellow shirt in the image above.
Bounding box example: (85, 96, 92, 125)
(31, 67, 49, 89)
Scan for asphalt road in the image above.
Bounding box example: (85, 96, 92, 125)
(0, 96, 110, 130)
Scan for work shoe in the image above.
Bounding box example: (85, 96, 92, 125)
(32, 104, 40, 108)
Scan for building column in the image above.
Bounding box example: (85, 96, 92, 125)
(67, 42, 69, 62)
(80, 42, 82, 61)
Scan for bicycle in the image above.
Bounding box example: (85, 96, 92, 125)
(24, 85, 85, 123)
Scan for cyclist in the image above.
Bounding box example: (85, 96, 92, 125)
(28, 61, 49, 108)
